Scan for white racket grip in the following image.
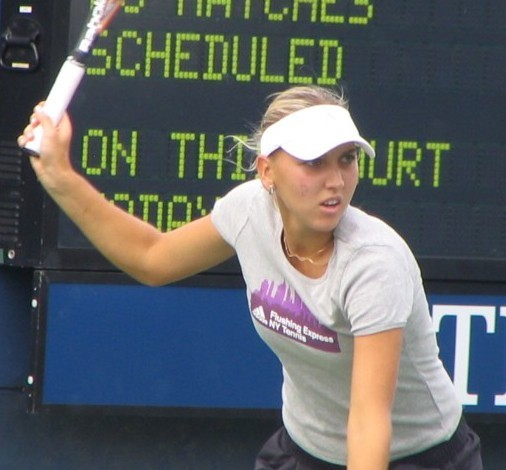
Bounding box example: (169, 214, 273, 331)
(24, 58, 86, 156)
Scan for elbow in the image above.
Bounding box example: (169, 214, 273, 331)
(120, 252, 173, 287)
(121, 264, 170, 287)
(131, 271, 169, 287)
(137, 277, 165, 288)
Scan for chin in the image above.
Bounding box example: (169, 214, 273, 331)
(313, 219, 342, 234)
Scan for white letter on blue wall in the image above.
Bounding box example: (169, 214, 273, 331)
(432, 305, 496, 406)
(495, 307, 506, 406)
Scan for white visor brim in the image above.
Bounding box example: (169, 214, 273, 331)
(260, 104, 375, 160)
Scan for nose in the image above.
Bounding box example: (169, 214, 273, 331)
(325, 161, 345, 189)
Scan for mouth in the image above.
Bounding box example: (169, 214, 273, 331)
(321, 197, 341, 208)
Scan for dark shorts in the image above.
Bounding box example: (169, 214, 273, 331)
(254, 417, 482, 470)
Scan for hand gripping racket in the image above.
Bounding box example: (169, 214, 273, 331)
(23, 0, 124, 156)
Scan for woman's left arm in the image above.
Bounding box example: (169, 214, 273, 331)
(347, 327, 404, 469)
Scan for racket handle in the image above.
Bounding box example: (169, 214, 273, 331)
(24, 58, 86, 156)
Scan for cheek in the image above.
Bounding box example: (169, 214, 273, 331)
(297, 176, 319, 197)
(298, 184, 309, 197)
(347, 172, 359, 190)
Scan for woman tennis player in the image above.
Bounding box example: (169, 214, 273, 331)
(19, 85, 482, 469)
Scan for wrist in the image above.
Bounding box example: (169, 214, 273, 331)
(32, 154, 77, 196)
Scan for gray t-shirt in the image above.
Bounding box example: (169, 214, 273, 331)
(212, 179, 462, 464)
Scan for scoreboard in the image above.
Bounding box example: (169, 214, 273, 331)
(1, 0, 506, 277)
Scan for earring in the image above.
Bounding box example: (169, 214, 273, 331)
(268, 185, 275, 196)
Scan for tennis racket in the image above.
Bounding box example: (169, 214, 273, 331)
(23, 0, 124, 156)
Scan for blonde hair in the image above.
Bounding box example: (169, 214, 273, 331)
(229, 86, 348, 171)
(233, 86, 348, 167)
(255, 85, 348, 148)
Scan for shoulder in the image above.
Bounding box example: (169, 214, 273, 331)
(338, 206, 407, 249)
(337, 206, 418, 265)
(335, 206, 421, 285)
(211, 179, 271, 246)
(216, 179, 263, 205)
(213, 179, 266, 219)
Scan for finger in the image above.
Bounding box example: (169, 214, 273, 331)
(17, 134, 28, 148)
(18, 123, 35, 147)
(17, 104, 41, 145)
(35, 109, 62, 139)
(29, 112, 40, 127)
(32, 106, 50, 126)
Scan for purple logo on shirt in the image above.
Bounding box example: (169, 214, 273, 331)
(250, 280, 340, 353)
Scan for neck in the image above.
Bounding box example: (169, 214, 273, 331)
(282, 231, 334, 266)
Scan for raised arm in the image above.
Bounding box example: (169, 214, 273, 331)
(18, 107, 235, 286)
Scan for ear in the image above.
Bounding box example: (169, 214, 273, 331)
(256, 155, 275, 191)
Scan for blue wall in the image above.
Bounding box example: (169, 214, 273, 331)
(0, 265, 505, 469)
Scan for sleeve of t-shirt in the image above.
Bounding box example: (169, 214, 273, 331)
(211, 180, 257, 248)
(340, 244, 414, 336)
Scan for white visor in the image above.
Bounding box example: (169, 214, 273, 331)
(260, 104, 375, 160)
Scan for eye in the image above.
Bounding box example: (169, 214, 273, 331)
(340, 151, 358, 165)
